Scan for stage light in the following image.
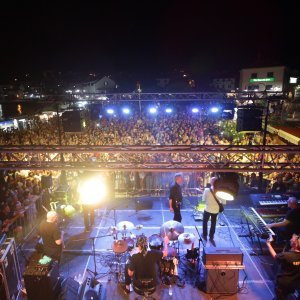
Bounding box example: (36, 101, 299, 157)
(149, 107, 157, 114)
(107, 108, 114, 115)
(165, 108, 172, 113)
(214, 173, 239, 201)
(122, 108, 130, 114)
(78, 175, 108, 206)
(210, 107, 219, 113)
(192, 108, 199, 113)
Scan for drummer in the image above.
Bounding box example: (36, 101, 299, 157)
(123, 234, 169, 294)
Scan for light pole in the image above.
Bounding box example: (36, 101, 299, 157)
(258, 83, 269, 191)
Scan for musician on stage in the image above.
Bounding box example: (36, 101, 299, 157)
(39, 211, 64, 262)
(201, 177, 223, 246)
(123, 234, 169, 294)
(266, 234, 300, 300)
(266, 197, 300, 242)
(169, 173, 183, 222)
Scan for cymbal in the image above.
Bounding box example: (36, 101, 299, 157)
(116, 221, 135, 232)
(112, 240, 128, 253)
(160, 220, 184, 241)
(178, 233, 196, 245)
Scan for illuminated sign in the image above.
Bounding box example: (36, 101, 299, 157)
(250, 77, 275, 82)
(249, 77, 275, 83)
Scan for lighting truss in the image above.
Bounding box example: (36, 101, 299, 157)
(0, 145, 299, 172)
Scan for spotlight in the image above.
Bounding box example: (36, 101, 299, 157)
(122, 108, 130, 114)
(107, 108, 114, 115)
(78, 175, 108, 206)
(210, 107, 219, 113)
(149, 107, 157, 114)
(165, 108, 172, 113)
(214, 173, 239, 201)
(192, 108, 199, 113)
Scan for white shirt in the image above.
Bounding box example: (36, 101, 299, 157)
(202, 188, 224, 214)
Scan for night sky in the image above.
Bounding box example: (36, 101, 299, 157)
(0, 1, 298, 81)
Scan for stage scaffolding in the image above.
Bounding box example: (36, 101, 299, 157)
(0, 145, 299, 172)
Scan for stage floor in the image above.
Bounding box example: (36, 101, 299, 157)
(20, 195, 278, 300)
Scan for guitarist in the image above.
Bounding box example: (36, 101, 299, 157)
(169, 173, 184, 223)
(202, 177, 224, 247)
(39, 211, 64, 262)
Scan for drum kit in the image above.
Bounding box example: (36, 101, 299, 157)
(107, 219, 196, 284)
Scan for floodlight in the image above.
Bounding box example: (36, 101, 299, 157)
(122, 108, 130, 114)
(165, 108, 172, 113)
(214, 173, 239, 201)
(192, 108, 199, 113)
(78, 175, 108, 206)
(107, 108, 114, 115)
(210, 107, 219, 113)
(149, 107, 157, 114)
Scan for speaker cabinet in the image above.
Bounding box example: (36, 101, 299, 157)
(236, 107, 263, 132)
(0, 238, 22, 300)
(41, 175, 53, 189)
(62, 110, 85, 132)
(205, 268, 239, 294)
(90, 104, 102, 120)
(203, 247, 244, 294)
(23, 254, 60, 300)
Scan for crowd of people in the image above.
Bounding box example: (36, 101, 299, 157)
(0, 109, 299, 194)
(0, 170, 55, 240)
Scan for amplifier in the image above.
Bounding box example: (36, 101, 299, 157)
(24, 257, 60, 300)
(203, 247, 243, 266)
(205, 268, 239, 294)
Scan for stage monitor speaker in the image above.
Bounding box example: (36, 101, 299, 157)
(0, 238, 22, 300)
(78, 277, 102, 300)
(58, 277, 80, 300)
(41, 174, 53, 189)
(62, 110, 85, 132)
(236, 107, 263, 132)
(205, 268, 239, 294)
(23, 253, 60, 300)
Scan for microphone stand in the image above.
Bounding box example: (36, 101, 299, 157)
(72, 234, 112, 280)
(194, 226, 205, 286)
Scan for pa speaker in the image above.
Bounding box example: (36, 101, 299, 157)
(62, 110, 85, 132)
(236, 107, 262, 132)
(90, 104, 102, 120)
(41, 175, 53, 189)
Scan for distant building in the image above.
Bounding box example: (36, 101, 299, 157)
(211, 77, 236, 91)
(240, 66, 287, 92)
(78, 76, 117, 93)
